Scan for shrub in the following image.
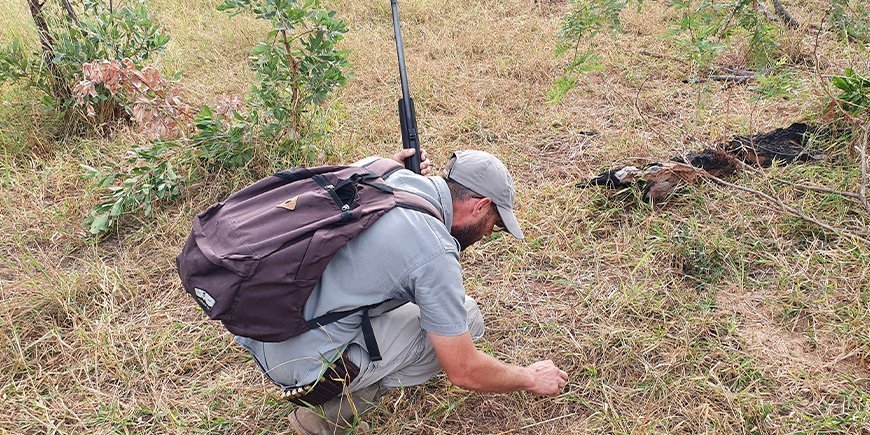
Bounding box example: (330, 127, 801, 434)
(83, 0, 353, 236)
(218, 0, 351, 146)
(0, 0, 170, 133)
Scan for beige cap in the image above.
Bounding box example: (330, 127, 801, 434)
(444, 150, 524, 240)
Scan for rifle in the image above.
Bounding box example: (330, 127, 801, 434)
(390, 0, 421, 174)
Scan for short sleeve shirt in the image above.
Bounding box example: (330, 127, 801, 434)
(235, 162, 467, 387)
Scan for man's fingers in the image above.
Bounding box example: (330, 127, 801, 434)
(394, 148, 415, 159)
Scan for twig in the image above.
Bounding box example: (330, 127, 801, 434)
(761, 168, 864, 200)
(718, 1, 743, 39)
(860, 125, 870, 215)
(61, 0, 82, 28)
(639, 50, 688, 65)
(708, 74, 755, 83)
(280, 28, 302, 134)
(718, 66, 756, 75)
(695, 165, 870, 244)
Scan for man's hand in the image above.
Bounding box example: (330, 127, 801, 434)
(428, 332, 569, 395)
(524, 360, 568, 396)
(392, 148, 431, 176)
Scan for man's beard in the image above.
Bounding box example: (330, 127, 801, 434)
(451, 219, 490, 251)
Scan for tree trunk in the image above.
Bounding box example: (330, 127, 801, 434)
(27, 0, 70, 101)
(60, 0, 82, 28)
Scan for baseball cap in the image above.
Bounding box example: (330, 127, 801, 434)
(444, 150, 524, 240)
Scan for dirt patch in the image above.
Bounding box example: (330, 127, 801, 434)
(716, 290, 867, 380)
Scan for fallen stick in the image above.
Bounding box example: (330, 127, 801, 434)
(708, 74, 755, 83)
(738, 159, 864, 201)
(697, 167, 870, 244)
(771, 0, 800, 29)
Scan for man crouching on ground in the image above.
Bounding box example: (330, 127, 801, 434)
(235, 149, 568, 434)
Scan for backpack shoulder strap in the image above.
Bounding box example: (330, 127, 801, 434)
(362, 157, 404, 179)
(393, 191, 442, 223)
(360, 158, 444, 223)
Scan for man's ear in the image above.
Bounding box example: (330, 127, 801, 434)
(472, 197, 492, 217)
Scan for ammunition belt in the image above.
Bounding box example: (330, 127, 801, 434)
(281, 350, 360, 406)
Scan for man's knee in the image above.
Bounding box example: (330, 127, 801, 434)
(464, 296, 485, 341)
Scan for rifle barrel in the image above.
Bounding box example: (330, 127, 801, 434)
(390, 0, 421, 174)
(391, 0, 412, 103)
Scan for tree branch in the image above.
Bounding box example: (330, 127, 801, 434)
(693, 164, 870, 244)
(280, 28, 301, 134)
(708, 73, 755, 83)
(770, 0, 800, 29)
(61, 0, 82, 28)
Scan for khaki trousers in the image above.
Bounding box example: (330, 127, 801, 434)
(313, 296, 485, 428)
(347, 295, 485, 392)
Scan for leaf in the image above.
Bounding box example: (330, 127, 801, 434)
(80, 164, 100, 177)
(89, 213, 111, 234)
(547, 75, 578, 104)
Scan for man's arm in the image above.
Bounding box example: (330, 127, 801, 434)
(428, 332, 568, 395)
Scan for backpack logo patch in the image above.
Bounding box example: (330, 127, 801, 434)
(194, 287, 216, 311)
(277, 196, 299, 211)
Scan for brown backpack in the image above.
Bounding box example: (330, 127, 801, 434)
(176, 158, 440, 360)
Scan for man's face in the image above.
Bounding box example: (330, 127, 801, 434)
(451, 204, 504, 251)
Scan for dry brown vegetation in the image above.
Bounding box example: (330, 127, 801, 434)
(1, 0, 868, 433)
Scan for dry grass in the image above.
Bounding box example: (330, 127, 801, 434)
(1, 0, 868, 433)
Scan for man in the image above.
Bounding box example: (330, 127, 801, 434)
(235, 149, 568, 434)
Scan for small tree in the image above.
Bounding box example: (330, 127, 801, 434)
(83, 0, 353, 236)
(218, 0, 351, 146)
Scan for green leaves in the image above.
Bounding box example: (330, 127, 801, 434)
(82, 141, 183, 235)
(830, 0, 869, 44)
(82, 0, 352, 237)
(1, 0, 171, 127)
(552, 0, 635, 101)
(559, 0, 630, 43)
(832, 69, 869, 116)
(220, 0, 351, 147)
(548, 52, 603, 103)
(749, 56, 799, 102)
(83, 104, 261, 236)
(0, 39, 32, 83)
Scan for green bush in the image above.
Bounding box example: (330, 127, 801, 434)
(218, 0, 351, 146)
(83, 0, 353, 237)
(552, 0, 787, 102)
(0, 0, 170, 131)
(832, 68, 869, 117)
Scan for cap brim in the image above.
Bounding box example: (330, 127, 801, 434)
(496, 205, 524, 240)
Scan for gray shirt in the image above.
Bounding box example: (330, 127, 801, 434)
(235, 162, 468, 387)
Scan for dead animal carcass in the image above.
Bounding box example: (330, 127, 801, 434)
(579, 123, 825, 204)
